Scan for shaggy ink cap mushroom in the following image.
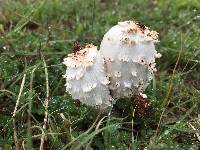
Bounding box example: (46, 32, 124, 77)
(100, 20, 161, 98)
(63, 44, 113, 107)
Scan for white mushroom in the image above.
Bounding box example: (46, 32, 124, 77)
(100, 20, 161, 98)
(63, 44, 113, 107)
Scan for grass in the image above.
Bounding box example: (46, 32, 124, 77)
(0, 0, 200, 149)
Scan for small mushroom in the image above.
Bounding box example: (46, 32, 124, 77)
(63, 44, 113, 107)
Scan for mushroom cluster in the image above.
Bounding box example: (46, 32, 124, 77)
(63, 21, 161, 108)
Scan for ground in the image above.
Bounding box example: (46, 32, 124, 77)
(0, 0, 200, 149)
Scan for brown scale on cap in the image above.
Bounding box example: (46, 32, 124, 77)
(135, 21, 146, 31)
(70, 43, 94, 59)
(147, 31, 159, 41)
(121, 37, 130, 44)
(132, 95, 151, 117)
(66, 43, 98, 68)
(123, 21, 158, 42)
(84, 43, 94, 48)
(127, 28, 137, 34)
(73, 42, 83, 53)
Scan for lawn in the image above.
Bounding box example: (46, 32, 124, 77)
(0, 0, 200, 149)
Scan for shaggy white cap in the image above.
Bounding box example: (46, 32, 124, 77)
(63, 44, 113, 107)
(100, 20, 161, 98)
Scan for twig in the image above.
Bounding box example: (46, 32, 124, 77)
(22, 140, 26, 150)
(12, 73, 26, 150)
(86, 115, 107, 149)
(131, 108, 136, 139)
(27, 67, 36, 149)
(156, 34, 183, 137)
(39, 53, 50, 150)
(187, 122, 200, 142)
(0, 89, 16, 96)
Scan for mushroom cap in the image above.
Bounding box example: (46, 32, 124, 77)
(100, 21, 161, 98)
(100, 21, 159, 64)
(63, 44, 113, 107)
(63, 44, 98, 68)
